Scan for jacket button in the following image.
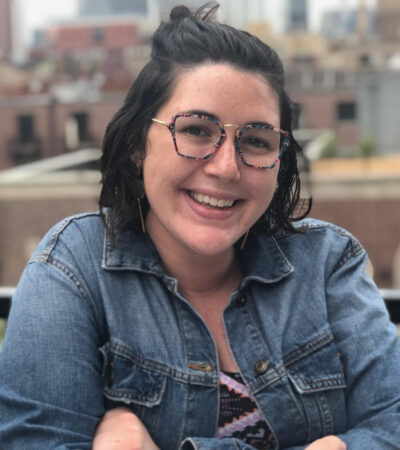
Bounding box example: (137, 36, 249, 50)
(254, 359, 268, 375)
(238, 296, 246, 306)
(187, 362, 214, 373)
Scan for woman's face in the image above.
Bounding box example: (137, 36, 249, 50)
(143, 63, 281, 257)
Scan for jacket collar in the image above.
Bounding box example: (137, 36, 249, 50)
(102, 228, 293, 285)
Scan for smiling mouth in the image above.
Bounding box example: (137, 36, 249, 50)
(188, 191, 236, 209)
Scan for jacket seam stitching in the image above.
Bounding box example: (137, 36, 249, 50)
(283, 329, 333, 367)
(39, 212, 101, 261)
(105, 340, 218, 386)
(30, 258, 104, 338)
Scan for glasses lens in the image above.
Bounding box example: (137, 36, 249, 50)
(174, 116, 221, 158)
(238, 126, 283, 167)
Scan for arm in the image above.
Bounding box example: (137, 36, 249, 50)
(180, 437, 345, 450)
(326, 244, 400, 448)
(0, 260, 105, 448)
(93, 408, 346, 450)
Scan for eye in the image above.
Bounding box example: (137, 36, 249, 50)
(239, 127, 279, 154)
(181, 126, 211, 137)
(242, 136, 270, 149)
(174, 116, 218, 140)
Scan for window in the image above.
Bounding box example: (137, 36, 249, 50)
(73, 112, 90, 142)
(17, 115, 34, 143)
(337, 102, 356, 120)
(93, 27, 104, 44)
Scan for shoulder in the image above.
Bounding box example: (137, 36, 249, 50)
(273, 218, 365, 272)
(30, 211, 106, 264)
(277, 218, 362, 251)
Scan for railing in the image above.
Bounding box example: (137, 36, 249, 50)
(1, 287, 400, 322)
(0, 287, 14, 319)
(380, 289, 400, 323)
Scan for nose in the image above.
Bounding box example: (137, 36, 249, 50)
(202, 130, 241, 182)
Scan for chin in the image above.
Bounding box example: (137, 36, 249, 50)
(183, 234, 239, 257)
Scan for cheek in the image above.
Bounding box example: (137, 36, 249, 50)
(252, 172, 278, 207)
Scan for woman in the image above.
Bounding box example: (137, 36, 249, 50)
(0, 3, 399, 449)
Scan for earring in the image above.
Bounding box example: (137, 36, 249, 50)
(137, 197, 146, 233)
(133, 161, 146, 233)
(240, 229, 249, 251)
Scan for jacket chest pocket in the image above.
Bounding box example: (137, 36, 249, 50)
(99, 340, 168, 444)
(100, 342, 166, 406)
(283, 329, 347, 443)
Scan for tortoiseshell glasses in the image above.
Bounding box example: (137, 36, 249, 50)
(151, 112, 290, 170)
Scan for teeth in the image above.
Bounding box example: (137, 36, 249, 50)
(190, 191, 235, 208)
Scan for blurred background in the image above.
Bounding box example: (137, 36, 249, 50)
(0, 0, 399, 306)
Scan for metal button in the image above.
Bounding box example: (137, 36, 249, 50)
(188, 362, 214, 373)
(254, 359, 268, 375)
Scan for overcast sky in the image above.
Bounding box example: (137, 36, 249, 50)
(13, 0, 376, 54)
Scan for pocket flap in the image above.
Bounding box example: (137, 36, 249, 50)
(284, 329, 346, 394)
(100, 340, 166, 407)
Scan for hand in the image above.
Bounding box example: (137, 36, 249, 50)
(305, 436, 346, 450)
(92, 407, 160, 450)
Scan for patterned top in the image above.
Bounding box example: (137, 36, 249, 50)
(216, 371, 276, 449)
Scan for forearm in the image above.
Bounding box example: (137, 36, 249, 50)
(327, 248, 400, 449)
(0, 261, 104, 447)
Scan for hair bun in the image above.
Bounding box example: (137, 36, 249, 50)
(170, 5, 192, 22)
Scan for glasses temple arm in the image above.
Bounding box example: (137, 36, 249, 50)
(151, 118, 170, 128)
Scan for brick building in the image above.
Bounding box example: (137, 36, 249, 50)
(0, 92, 124, 169)
(47, 22, 141, 54)
(289, 74, 358, 150)
(310, 169, 400, 288)
(0, 158, 399, 289)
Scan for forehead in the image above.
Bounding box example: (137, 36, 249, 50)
(162, 63, 280, 127)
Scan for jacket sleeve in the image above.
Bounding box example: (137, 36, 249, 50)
(0, 259, 105, 449)
(325, 240, 400, 448)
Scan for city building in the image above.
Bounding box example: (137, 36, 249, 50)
(218, 0, 269, 30)
(376, 0, 400, 41)
(78, 0, 159, 24)
(218, 0, 308, 33)
(29, 19, 151, 79)
(287, 68, 359, 152)
(0, 90, 124, 169)
(321, 10, 359, 39)
(79, 0, 147, 16)
(158, 0, 206, 20)
(357, 71, 400, 155)
(0, 0, 13, 60)
(1, 154, 400, 289)
(286, 0, 308, 32)
(47, 22, 141, 54)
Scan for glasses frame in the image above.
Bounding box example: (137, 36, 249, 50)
(151, 112, 290, 170)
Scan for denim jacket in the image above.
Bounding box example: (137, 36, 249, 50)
(0, 212, 399, 449)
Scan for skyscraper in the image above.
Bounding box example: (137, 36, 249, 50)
(79, 0, 148, 17)
(287, 0, 308, 32)
(158, 0, 205, 20)
(0, 0, 12, 60)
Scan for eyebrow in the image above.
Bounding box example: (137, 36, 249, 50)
(181, 109, 219, 120)
(180, 109, 277, 129)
